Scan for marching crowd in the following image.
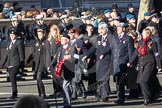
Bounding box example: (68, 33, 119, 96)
(1, 1, 162, 108)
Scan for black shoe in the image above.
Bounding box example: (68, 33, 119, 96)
(95, 94, 101, 101)
(151, 92, 161, 102)
(0, 71, 2, 74)
(33, 74, 37, 80)
(82, 92, 87, 99)
(16, 76, 25, 81)
(114, 99, 124, 105)
(22, 69, 28, 72)
(19, 72, 27, 76)
(102, 97, 108, 102)
(49, 92, 62, 97)
(7, 77, 10, 82)
(49, 93, 55, 97)
(63, 106, 71, 108)
(144, 99, 152, 106)
(71, 96, 77, 100)
(127, 95, 139, 100)
(40, 94, 46, 99)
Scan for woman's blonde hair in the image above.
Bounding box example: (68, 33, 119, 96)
(143, 28, 151, 36)
(48, 24, 61, 41)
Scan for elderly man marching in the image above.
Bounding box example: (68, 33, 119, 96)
(51, 33, 77, 108)
(82, 22, 112, 101)
(108, 22, 134, 104)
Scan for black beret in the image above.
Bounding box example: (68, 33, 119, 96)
(9, 27, 17, 35)
(62, 33, 70, 40)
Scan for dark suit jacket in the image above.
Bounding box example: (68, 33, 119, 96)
(129, 40, 161, 83)
(109, 33, 134, 75)
(51, 43, 77, 80)
(2, 40, 24, 67)
(28, 39, 51, 72)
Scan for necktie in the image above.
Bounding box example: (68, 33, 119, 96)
(9, 42, 13, 49)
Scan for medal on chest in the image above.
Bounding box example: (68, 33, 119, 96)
(98, 41, 101, 45)
(102, 39, 107, 46)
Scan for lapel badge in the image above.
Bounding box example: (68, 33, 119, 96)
(123, 41, 125, 44)
(98, 41, 101, 45)
(102, 42, 106, 46)
(36, 43, 39, 46)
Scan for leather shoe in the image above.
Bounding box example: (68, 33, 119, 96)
(63, 106, 71, 108)
(102, 97, 108, 102)
(95, 94, 101, 101)
(7, 77, 10, 82)
(127, 95, 138, 99)
(40, 94, 46, 99)
(16, 76, 25, 81)
(144, 99, 152, 106)
(8, 95, 17, 99)
(114, 99, 124, 105)
(19, 72, 27, 76)
(71, 96, 77, 100)
(82, 92, 87, 99)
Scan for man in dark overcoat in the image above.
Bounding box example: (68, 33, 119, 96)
(82, 22, 112, 101)
(109, 22, 134, 104)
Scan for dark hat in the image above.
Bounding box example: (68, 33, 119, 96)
(144, 12, 150, 16)
(150, 13, 158, 19)
(104, 9, 111, 14)
(126, 14, 135, 20)
(62, 33, 70, 40)
(112, 3, 118, 9)
(9, 27, 17, 34)
(128, 2, 134, 8)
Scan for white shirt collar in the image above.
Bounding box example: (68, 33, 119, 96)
(118, 32, 124, 38)
(11, 39, 16, 44)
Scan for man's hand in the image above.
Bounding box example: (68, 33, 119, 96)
(127, 63, 132, 67)
(158, 68, 162, 72)
(82, 56, 87, 61)
(100, 55, 104, 60)
(47, 67, 50, 71)
(64, 55, 71, 60)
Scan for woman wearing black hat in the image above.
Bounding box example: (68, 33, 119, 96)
(51, 33, 76, 108)
(1, 28, 24, 99)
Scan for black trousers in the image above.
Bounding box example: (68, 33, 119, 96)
(140, 72, 161, 100)
(8, 66, 19, 96)
(98, 80, 109, 99)
(50, 65, 62, 94)
(37, 72, 45, 97)
(114, 72, 127, 101)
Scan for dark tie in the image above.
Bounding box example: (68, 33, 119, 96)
(9, 42, 13, 49)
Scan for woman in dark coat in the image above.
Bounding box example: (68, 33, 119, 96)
(47, 24, 62, 97)
(127, 28, 162, 105)
(28, 28, 51, 98)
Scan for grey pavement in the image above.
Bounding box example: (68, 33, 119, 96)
(0, 68, 162, 108)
